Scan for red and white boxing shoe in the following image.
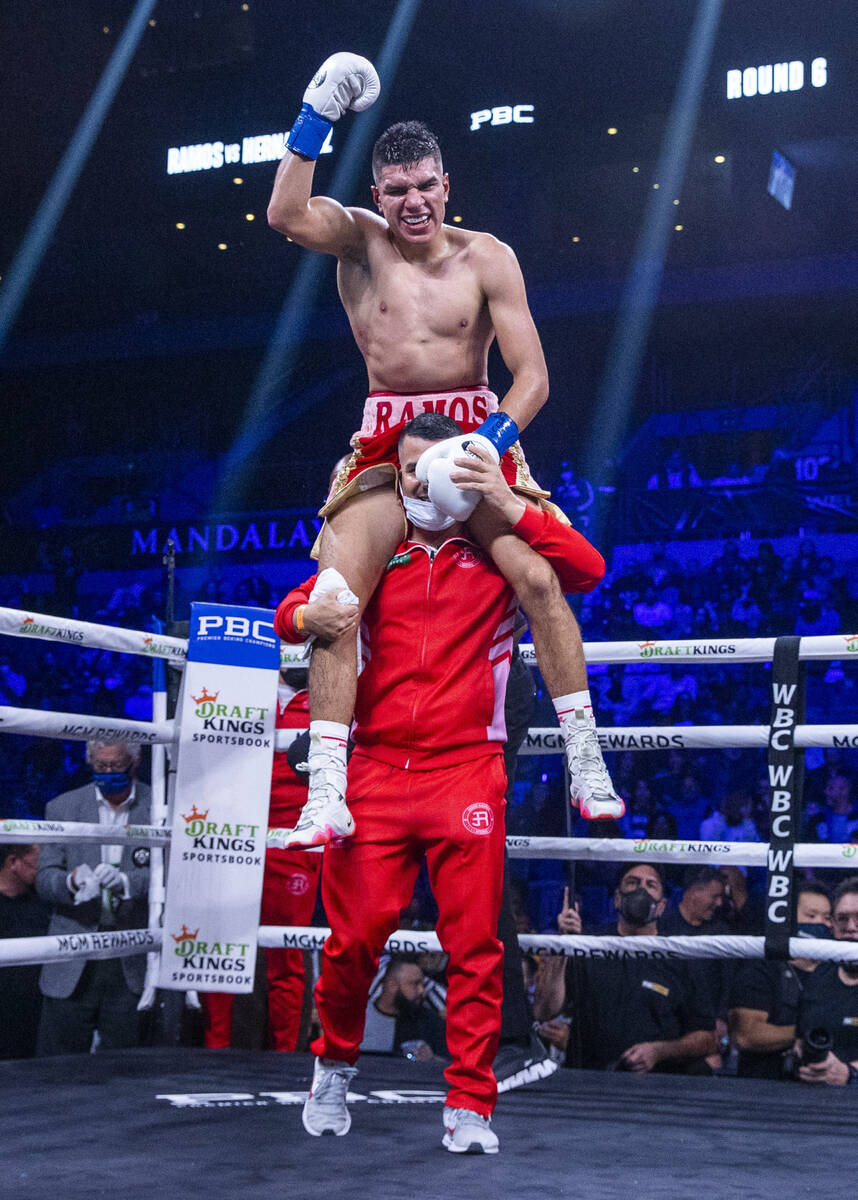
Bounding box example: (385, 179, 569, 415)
(564, 709, 626, 821)
(285, 736, 355, 848)
(284, 780, 355, 848)
(442, 1107, 499, 1154)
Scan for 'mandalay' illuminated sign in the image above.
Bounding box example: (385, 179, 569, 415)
(727, 57, 827, 99)
(166, 129, 332, 175)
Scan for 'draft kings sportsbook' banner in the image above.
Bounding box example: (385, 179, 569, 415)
(159, 603, 280, 993)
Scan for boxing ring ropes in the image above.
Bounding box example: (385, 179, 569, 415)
(2, 603, 858, 993)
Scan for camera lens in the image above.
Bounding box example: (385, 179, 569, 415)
(801, 1027, 833, 1065)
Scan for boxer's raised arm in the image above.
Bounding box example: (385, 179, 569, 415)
(480, 237, 549, 433)
(267, 154, 368, 256)
(267, 52, 380, 257)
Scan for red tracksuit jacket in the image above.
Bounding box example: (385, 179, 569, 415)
(273, 504, 604, 771)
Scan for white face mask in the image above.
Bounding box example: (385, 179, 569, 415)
(402, 495, 456, 531)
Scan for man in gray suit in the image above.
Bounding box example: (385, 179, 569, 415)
(36, 736, 151, 1054)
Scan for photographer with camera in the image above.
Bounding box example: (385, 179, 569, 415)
(728, 880, 832, 1080)
(794, 877, 858, 1087)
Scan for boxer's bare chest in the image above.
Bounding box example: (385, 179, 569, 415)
(338, 235, 490, 349)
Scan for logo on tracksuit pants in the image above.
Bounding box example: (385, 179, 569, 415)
(462, 803, 494, 836)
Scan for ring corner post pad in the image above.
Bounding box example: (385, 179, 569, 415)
(158, 602, 280, 994)
(763, 636, 806, 961)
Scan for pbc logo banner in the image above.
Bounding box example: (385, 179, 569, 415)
(189, 602, 280, 671)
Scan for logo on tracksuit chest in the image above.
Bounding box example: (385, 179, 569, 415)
(453, 547, 481, 569)
(462, 802, 494, 836)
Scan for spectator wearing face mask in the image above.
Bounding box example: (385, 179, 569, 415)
(532, 862, 716, 1075)
(35, 736, 151, 1055)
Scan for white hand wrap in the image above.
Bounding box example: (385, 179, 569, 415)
(305, 568, 362, 671)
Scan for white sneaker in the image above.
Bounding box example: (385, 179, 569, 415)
(302, 1057, 358, 1137)
(442, 1106, 499, 1154)
(564, 712, 626, 820)
(285, 747, 355, 849)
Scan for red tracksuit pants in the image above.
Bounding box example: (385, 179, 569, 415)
(202, 847, 320, 1051)
(311, 751, 506, 1116)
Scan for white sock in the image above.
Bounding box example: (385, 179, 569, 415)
(309, 720, 349, 793)
(553, 690, 595, 734)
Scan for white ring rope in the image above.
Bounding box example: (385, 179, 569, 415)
(520, 724, 858, 753)
(0, 607, 187, 660)
(520, 634, 858, 666)
(4, 925, 858, 968)
(502, 836, 858, 869)
(3, 711, 854, 753)
(0, 928, 159, 967)
(6, 820, 858, 871)
(0, 818, 171, 846)
(2, 605, 855, 668)
(0, 705, 175, 744)
(256, 926, 858, 963)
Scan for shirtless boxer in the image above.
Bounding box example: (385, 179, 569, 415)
(267, 53, 623, 846)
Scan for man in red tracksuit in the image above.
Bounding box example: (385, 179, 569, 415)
(200, 671, 320, 1051)
(274, 413, 605, 1154)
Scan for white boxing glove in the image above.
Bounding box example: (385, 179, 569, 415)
(93, 862, 126, 892)
(288, 53, 380, 159)
(304, 53, 380, 122)
(415, 434, 500, 521)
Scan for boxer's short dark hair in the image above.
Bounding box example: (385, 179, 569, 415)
(372, 121, 442, 181)
(399, 413, 462, 445)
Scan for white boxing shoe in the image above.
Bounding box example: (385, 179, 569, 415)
(285, 735, 355, 848)
(564, 711, 626, 821)
(284, 783, 355, 848)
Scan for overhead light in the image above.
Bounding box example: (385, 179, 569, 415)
(653, 183, 660, 189)
(632, 166, 640, 173)
(102, 26, 110, 34)
(452, 215, 463, 223)
(218, 243, 228, 250)
(149, 18, 156, 26)
(673, 199, 680, 205)
(607, 127, 618, 135)
(232, 177, 244, 185)
(175, 222, 186, 230)
(245, 213, 255, 221)
(674, 224, 684, 231)
(714, 154, 726, 164)
(572, 236, 580, 243)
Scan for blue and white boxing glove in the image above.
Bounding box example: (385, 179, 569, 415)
(415, 413, 520, 522)
(287, 52, 380, 160)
